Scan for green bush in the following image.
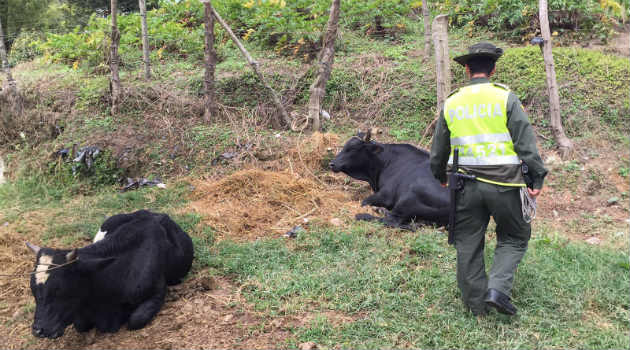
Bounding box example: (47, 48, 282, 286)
(438, 0, 629, 41)
(33, 0, 417, 69)
(48, 148, 123, 193)
(8, 32, 45, 66)
(38, 7, 207, 70)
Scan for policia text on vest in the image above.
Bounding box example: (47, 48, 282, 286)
(444, 83, 520, 167)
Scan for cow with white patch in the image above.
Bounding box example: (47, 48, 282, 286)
(27, 210, 194, 339)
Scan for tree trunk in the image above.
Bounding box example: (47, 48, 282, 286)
(0, 13, 16, 93)
(209, 5, 290, 129)
(539, 0, 573, 157)
(110, 0, 121, 115)
(422, 0, 432, 57)
(202, 0, 216, 122)
(432, 14, 450, 114)
(308, 0, 340, 131)
(139, 0, 151, 80)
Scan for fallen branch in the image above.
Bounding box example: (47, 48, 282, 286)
(420, 113, 439, 145)
(209, 5, 291, 129)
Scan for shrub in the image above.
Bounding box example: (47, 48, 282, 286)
(437, 0, 630, 42)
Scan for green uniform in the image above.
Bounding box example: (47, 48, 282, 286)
(430, 77, 548, 314)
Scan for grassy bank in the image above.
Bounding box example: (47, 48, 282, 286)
(1, 175, 628, 349)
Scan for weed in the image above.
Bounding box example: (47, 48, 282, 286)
(202, 223, 629, 349)
(564, 161, 581, 172)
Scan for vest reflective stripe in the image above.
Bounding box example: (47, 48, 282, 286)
(445, 83, 519, 166)
(447, 155, 520, 166)
(450, 132, 513, 146)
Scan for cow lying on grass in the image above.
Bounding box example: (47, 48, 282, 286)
(330, 130, 449, 229)
(27, 210, 194, 339)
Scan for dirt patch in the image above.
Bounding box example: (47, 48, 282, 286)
(1, 272, 296, 350)
(0, 212, 361, 349)
(534, 140, 629, 246)
(188, 133, 366, 241)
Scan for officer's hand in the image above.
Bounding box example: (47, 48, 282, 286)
(441, 182, 447, 188)
(528, 188, 541, 197)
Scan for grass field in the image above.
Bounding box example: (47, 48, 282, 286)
(1, 174, 628, 349)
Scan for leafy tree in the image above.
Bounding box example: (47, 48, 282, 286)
(64, 0, 159, 14)
(0, 0, 49, 51)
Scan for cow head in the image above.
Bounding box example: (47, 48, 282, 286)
(27, 242, 114, 338)
(329, 130, 384, 181)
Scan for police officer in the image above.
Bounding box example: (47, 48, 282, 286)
(430, 42, 548, 316)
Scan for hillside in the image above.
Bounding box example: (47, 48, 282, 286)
(0, 1, 629, 349)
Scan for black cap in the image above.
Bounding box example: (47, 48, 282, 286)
(453, 42, 504, 66)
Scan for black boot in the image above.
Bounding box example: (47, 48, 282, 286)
(484, 288, 517, 315)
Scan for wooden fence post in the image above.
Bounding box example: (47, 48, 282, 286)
(422, 0, 432, 57)
(110, 0, 122, 115)
(308, 0, 340, 131)
(432, 14, 450, 115)
(201, 0, 216, 122)
(539, 0, 573, 157)
(139, 0, 151, 80)
(0, 14, 16, 93)
(209, 5, 290, 129)
(419, 14, 449, 144)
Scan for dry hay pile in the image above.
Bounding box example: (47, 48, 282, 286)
(189, 169, 359, 240)
(189, 133, 364, 240)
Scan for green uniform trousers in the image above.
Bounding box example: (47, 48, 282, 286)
(453, 180, 531, 314)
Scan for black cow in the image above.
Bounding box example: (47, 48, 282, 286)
(330, 131, 450, 228)
(27, 210, 194, 339)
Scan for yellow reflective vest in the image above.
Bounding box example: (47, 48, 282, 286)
(444, 83, 525, 187)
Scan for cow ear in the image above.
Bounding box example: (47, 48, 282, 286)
(366, 143, 384, 154)
(364, 129, 372, 142)
(77, 257, 116, 274)
(66, 249, 78, 262)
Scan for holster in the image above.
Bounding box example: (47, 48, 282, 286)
(522, 162, 534, 189)
(447, 149, 475, 245)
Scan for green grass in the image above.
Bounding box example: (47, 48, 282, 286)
(0, 174, 198, 245)
(201, 224, 629, 349)
(1, 161, 628, 348)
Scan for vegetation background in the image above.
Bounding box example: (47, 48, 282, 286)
(0, 0, 628, 349)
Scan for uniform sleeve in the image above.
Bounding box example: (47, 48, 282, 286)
(430, 108, 451, 184)
(506, 92, 548, 189)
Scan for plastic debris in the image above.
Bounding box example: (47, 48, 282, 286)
(73, 146, 101, 170)
(54, 148, 70, 159)
(607, 197, 619, 206)
(211, 152, 238, 165)
(284, 225, 304, 239)
(530, 37, 544, 46)
(121, 177, 166, 192)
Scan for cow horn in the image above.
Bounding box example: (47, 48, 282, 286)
(66, 249, 78, 262)
(26, 242, 41, 254)
(364, 129, 372, 142)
